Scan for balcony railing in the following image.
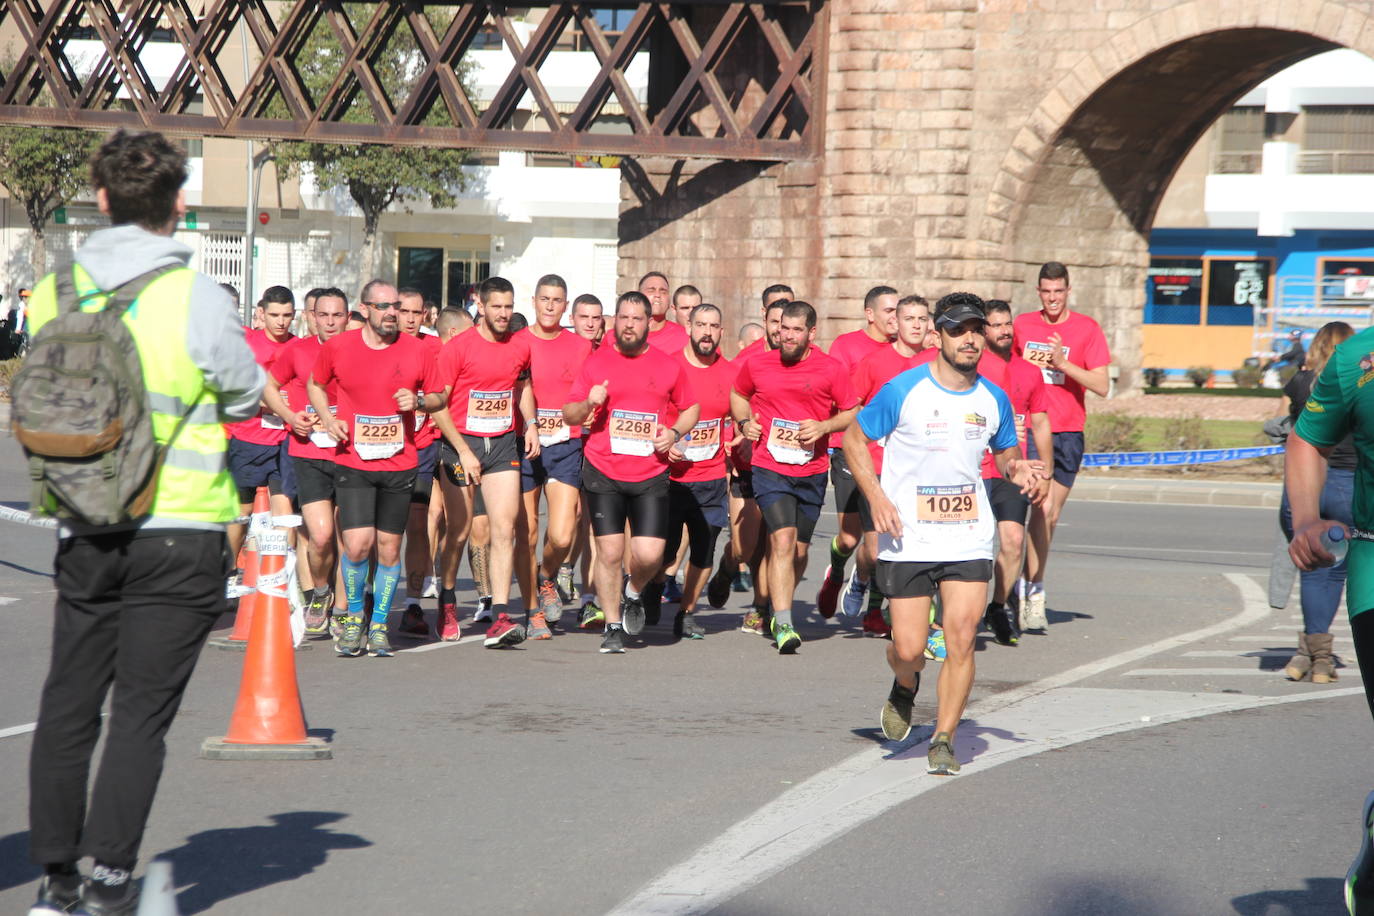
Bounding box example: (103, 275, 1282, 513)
(1296, 150, 1374, 174)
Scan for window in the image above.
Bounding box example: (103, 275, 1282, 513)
(1214, 107, 1264, 174)
(1205, 259, 1270, 326)
(1145, 258, 1203, 325)
(1301, 106, 1374, 173)
(593, 8, 636, 33)
(397, 247, 443, 305)
(1144, 256, 1272, 326)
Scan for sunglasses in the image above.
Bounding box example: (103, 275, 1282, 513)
(364, 300, 401, 311)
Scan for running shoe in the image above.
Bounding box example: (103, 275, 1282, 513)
(1022, 586, 1047, 631)
(772, 620, 801, 654)
(676, 611, 706, 640)
(579, 600, 605, 630)
(622, 591, 647, 636)
(421, 576, 439, 599)
(399, 604, 429, 637)
(927, 732, 960, 776)
(642, 581, 664, 627)
(367, 623, 393, 657)
(335, 614, 365, 657)
(841, 567, 867, 618)
(861, 605, 891, 639)
(538, 578, 563, 623)
(556, 564, 577, 604)
(816, 565, 842, 619)
(74, 879, 140, 916)
(439, 599, 461, 641)
(527, 611, 552, 640)
(483, 613, 527, 648)
(740, 607, 765, 635)
(304, 588, 331, 635)
(733, 568, 752, 592)
(1347, 790, 1374, 915)
(473, 595, 494, 623)
(984, 602, 1019, 647)
(925, 626, 946, 661)
(663, 576, 683, 603)
(707, 560, 732, 609)
(880, 676, 919, 742)
(329, 612, 345, 643)
(28, 873, 81, 915)
(600, 625, 626, 654)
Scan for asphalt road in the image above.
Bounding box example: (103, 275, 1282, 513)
(0, 429, 1365, 915)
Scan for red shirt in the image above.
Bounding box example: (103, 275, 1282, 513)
(825, 328, 891, 448)
(737, 337, 767, 361)
(569, 343, 695, 483)
(647, 320, 689, 355)
(311, 330, 440, 472)
(852, 344, 929, 475)
(977, 350, 1049, 479)
(670, 350, 736, 483)
(733, 347, 857, 478)
(413, 333, 444, 448)
(1012, 310, 1110, 433)
(270, 335, 339, 461)
(520, 326, 593, 443)
(437, 327, 532, 437)
(226, 328, 294, 446)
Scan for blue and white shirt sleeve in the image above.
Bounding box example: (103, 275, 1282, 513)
(987, 381, 1018, 452)
(857, 367, 923, 441)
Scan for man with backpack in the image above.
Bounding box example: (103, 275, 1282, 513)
(17, 130, 263, 915)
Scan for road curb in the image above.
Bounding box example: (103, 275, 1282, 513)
(1073, 475, 1281, 509)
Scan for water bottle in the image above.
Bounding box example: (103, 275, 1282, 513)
(1326, 526, 1348, 564)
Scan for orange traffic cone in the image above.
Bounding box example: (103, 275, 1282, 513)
(208, 488, 269, 651)
(201, 526, 331, 760)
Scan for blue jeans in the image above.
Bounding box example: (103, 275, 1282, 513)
(1279, 467, 1354, 634)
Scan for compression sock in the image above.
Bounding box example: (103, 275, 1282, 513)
(371, 562, 401, 624)
(829, 536, 852, 574)
(342, 555, 368, 615)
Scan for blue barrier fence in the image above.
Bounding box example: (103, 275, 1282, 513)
(1081, 445, 1283, 468)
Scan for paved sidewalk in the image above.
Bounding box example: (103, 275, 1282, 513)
(1074, 474, 1281, 508)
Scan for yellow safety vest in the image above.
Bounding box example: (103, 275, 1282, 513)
(26, 264, 239, 524)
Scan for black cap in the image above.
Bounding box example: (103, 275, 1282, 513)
(935, 300, 986, 330)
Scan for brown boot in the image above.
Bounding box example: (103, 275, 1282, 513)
(1284, 632, 1312, 681)
(1310, 632, 1338, 684)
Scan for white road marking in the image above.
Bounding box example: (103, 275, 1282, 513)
(1184, 649, 1321, 658)
(0, 597, 18, 606)
(0, 722, 36, 739)
(399, 633, 486, 653)
(1060, 543, 1268, 558)
(1122, 667, 1361, 677)
(608, 573, 1353, 916)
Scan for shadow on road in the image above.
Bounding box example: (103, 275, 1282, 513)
(0, 830, 40, 893)
(160, 811, 370, 914)
(1232, 876, 1346, 914)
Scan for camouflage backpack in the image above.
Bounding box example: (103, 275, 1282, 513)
(11, 263, 197, 526)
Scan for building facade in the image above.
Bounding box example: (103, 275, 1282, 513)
(1148, 49, 1374, 380)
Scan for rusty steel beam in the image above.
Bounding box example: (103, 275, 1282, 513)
(0, 0, 823, 162)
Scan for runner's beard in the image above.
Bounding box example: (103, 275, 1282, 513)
(618, 326, 648, 353)
(780, 339, 807, 362)
(692, 335, 717, 359)
(987, 336, 1012, 359)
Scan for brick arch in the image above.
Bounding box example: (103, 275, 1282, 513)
(976, 1, 1374, 389)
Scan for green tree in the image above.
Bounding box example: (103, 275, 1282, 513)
(0, 127, 100, 283)
(271, 4, 474, 280)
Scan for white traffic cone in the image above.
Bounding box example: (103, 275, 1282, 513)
(135, 860, 181, 916)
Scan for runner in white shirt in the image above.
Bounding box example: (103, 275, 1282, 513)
(843, 292, 1044, 775)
